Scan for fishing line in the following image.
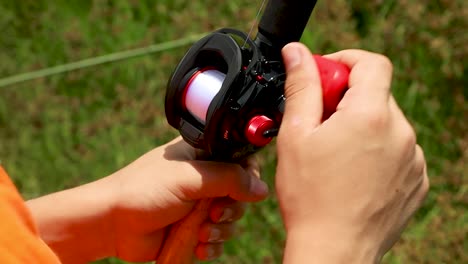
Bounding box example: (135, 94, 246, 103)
(184, 68, 226, 124)
(242, 0, 267, 49)
(0, 2, 266, 90)
(0, 33, 207, 88)
(185, 0, 267, 124)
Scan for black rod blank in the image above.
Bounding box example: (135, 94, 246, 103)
(258, 0, 318, 48)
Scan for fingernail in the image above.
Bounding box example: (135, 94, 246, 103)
(251, 179, 269, 197)
(218, 208, 234, 222)
(208, 227, 222, 242)
(283, 43, 303, 69)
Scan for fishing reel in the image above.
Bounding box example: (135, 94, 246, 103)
(165, 27, 349, 161)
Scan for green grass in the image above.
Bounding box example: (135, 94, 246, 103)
(0, 0, 466, 263)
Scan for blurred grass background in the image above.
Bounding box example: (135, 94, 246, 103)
(0, 0, 466, 263)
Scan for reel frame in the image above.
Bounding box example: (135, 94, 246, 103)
(165, 28, 286, 160)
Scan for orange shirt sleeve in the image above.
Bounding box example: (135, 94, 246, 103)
(0, 166, 61, 263)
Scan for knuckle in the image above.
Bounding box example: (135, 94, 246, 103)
(285, 67, 317, 94)
(285, 77, 308, 98)
(421, 174, 430, 197)
(214, 164, 248, 198)
(372, 54, 394, 74)
(401, 122, 418, 152)
(421, 171, 430, 189)
(413, 145, 427, 176)
(232, 165, 252, 194)
(413, 157, 426, 181)
(367, 111, 388, 131)
(355, 106, 390, 133)
(416, 174, 430, 207)
(412, 145, 429, 202)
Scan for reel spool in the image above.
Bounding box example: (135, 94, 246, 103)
(183, 68, 226, 125)
(183, 68, 276, 148)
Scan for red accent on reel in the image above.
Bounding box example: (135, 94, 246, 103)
(245, 115, 275, 147)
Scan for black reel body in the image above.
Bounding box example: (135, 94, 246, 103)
(165, 28, 286, 160)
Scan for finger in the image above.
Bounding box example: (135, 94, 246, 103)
(324, 49, 393, 109)
(405, 145, 429, 216)
(388, 96, 417, 160)
(410, 145, 428, 196)
(412, 145, 427, 181)
(198, 222, 236, 243)
(118, 232, 165, 262)
(177, 160, 269, 202)
(209, 198, 247, 223)
(195, 242, 224, 261)
(418, 168, 430, 204)
(240, 155, 261, 179)
(281, 42, 323, 128)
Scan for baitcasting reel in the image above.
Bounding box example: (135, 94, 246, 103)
(165, 1, 349, 161)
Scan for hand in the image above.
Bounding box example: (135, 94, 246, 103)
(110, 137, 268, 262)
(27, 137, 268, 263)
(276, 44, 429, 263)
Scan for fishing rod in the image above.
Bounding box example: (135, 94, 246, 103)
(161, 0, 349, 263)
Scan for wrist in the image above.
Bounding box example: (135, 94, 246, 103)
(283, 224, 379, 264)
(27, 176, 118, 263)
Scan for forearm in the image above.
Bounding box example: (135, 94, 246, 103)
(26, 176, 117, 263)
(283, 226, 379, 264)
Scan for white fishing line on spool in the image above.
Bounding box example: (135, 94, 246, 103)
(184, 69, 226, 124)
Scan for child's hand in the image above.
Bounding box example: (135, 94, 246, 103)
(28, 137, 268, 263)
(110, 137, 268, 262)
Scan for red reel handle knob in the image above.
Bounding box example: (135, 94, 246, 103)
(313, 55, 350, 120)
(245, 115, 275, 147)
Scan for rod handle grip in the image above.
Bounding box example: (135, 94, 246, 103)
(157, 198, 214, 264)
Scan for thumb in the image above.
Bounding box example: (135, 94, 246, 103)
(281, 43, 323, 127)
(178, 160, 269, 202)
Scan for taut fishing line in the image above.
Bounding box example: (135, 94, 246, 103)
(242, 0, 268, 49)
(183, 0, 268, 126)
